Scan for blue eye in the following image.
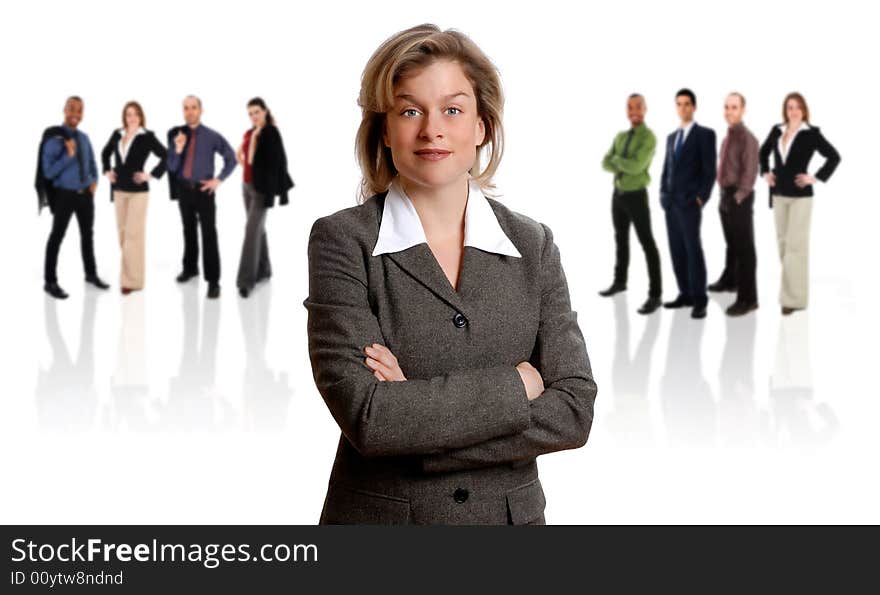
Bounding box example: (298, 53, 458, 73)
(402, 109, 420, 117)
(446, 107, 462, 115)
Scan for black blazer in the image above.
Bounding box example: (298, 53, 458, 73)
(249, 124, 294, 208)
(165, 126, 191, 200)
(100, 129, 167, 201)
(660, 123, 717, 209)
(759, 124, 840, 203)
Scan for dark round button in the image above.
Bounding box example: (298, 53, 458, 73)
(453, 488, 469, 503)
(452, 313, 468, 328)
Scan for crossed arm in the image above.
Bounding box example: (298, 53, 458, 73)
(304, 217, 597, 469)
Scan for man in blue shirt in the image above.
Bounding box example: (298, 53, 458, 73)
(41, 96, 109, 299)
(166, 95, 236, 299)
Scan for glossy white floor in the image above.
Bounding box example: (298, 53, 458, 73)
(1, 182, 876, 524)
(1, 0, 877, 524)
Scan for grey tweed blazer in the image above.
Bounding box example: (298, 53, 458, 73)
(304, 191, 597, 525)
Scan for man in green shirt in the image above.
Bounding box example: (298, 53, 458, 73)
(600, 93, 663, 314)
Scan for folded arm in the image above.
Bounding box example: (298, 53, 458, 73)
(612, 132, 656, 175)
(304, 217, 531, 459)
(421, 224, 597, 473)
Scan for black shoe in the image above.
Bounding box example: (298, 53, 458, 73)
(637, 296, 662, 315)
(256, 272, 272, 283)
(598, 283, 626, 297)
(663, 296, 694, 309)
(176, 270, 199, 283)
(691, 304, 707, 319)
(708, 280, 736, 292)
(238, 287, 250, 298)
(44, 282, 69, 300)
(207, 284, 221, 299)
(85, 275, 110, 290)
(726, 302, 758, 317)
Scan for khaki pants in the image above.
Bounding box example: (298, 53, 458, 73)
(773, 195, 812, 309)
(114, 190, 149, 289)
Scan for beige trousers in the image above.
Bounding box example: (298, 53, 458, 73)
(773, 195, 812, 309)
(113, 190, 149, 289)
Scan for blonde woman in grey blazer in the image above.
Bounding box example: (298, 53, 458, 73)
(304, 24, 597, 525)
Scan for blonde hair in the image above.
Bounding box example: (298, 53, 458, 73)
(355, 24, 505, 202)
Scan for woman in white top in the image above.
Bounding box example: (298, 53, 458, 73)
(101, 101, 167, 293)
(759, 92, 840, 314)
(304, 24, 596, 524)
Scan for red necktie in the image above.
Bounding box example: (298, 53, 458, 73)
(182, 128, 197, 179)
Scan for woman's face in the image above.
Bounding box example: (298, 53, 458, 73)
(248, 105, 266, 128)
(384, 59, 486, 193)
(786, 99, 803, 125)
(124, 107, 140, 130)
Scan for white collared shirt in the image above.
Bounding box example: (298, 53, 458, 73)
(371, 177, 522, 258)
(777, 121, 810, 165)
(118, 127, 146, 164)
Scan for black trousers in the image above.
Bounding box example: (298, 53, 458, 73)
(717, 188, 757, 304)
(44, 188, 97, 284)
(611, 188, 662, 298)
(177, 183, 220, 284)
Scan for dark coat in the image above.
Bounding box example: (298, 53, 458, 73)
(35, 126, 69, 214)
(759, 124, 840, 207)
(304, 194, 597, 524)
(100, 129, 167, 201)
(660, 123, 717, 210)
(249, 123, 294, 208)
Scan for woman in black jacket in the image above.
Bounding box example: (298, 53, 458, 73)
(235, 97, 294, 298)
(759, 92, 840, 315)
(101, 101, 167, 294)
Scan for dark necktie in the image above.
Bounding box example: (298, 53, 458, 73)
(616, 129, 635, 183)
(182, 128, 197, 180)
(674, 128, 684, 161)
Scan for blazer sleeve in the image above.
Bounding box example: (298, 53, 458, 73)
(421, 224, 597, 473)
(101, 131, 117, 174)
(148, 132, 168, 179)
(759, 127, 777, 175)
(698, 128, 717, 203)
(812, 128, 841, 182)
(304, 216, 531, 459)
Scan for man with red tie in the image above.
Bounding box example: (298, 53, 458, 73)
(166, 96, 236, 299)
(710, 92, 760, 316)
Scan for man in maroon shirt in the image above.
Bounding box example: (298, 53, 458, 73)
(710, 93, 760, 316)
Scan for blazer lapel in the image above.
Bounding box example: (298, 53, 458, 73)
(386, 245, 468, 315)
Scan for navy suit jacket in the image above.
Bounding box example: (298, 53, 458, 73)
(660, 123, 717, 209)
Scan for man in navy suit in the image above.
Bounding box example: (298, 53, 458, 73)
(660, 89, 716, 319)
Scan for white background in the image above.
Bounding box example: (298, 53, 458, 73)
(0, 0, 877, 523)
